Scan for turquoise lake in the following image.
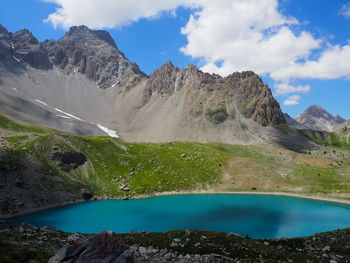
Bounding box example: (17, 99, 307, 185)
(11, 194, 350, 239)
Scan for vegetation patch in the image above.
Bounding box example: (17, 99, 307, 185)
(205, 104, 229, 124)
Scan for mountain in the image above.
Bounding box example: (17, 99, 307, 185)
(296, 105, 347, 132)
(284, 113, 306, 129)
(0, 25, 318, 148)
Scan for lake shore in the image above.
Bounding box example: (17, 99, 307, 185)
(3, 190, 350, 220)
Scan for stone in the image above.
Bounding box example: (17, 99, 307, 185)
(0, 220, 12, 230)
(49, 231, 133, 263)
(20, 223, 38, 232)
(80, 189, 93, 200)
(67, 233, 82, 243)
(322, 245, 331, 252)
(40, 225, 58, 233)
(15, 178, 25, 187)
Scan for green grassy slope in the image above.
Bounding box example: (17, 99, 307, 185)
(1, 114, 350, 199)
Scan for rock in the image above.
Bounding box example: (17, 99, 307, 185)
(0, 220, 12, 230)
(40, 225, 58, 233)
(50, 151, 87, 172)
(138, 246, 147, 255)
(20, 223, 38, 232)
(67, 233, 82, 243)
(43, 25, 144, 89)
(330, 260, 337, 263)
(322, 245, 331, 252)
(80, 189, 93, 200)
(181, 153, 186, 158)
(15, 178, 25, 187)
(49, 231, 133, 263)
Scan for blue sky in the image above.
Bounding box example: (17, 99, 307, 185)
(1, 0, 350, 119)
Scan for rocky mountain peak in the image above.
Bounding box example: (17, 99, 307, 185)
(296, 105, 346, 132)
(43, 25, 145, 89)
(303, 105, 333, 120)
(143, 64, 286, 127)
(65, 25, 117, 48)
(12, 29, 39, 45)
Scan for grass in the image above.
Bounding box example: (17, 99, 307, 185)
(0, 113, 349, 199)
(0, 115, 46, 134)
(300, 129, 350, 151)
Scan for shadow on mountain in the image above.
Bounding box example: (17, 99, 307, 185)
(0, 91, 106, 136)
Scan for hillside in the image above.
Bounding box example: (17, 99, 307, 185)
(1, 114, 349, 218)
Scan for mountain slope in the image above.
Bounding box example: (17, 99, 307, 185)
(1, 114, 349, 218)
(296, 105, 347, 132)
(0, 24, 313, 147)
(284, 113, 306, 129)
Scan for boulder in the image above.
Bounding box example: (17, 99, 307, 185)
(40, 225, 58, 233)
(80, 189, 93, 200)
(0, 220, 12, 230)
(49, 231, 134, 263)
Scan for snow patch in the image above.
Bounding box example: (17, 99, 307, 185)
(12, 56, 29, 69)
(56, 115, 71, 119)
(35, 99, 48, 106)
(54, 108, 84, 121)
(97, 124, 119, 138)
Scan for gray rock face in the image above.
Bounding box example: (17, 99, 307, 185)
(296, 105, 347, 132)
(49, 231, 134, 263)
(144, 63, 286, 127)
(11, 29, 52, 70)
(43, 25, 145, 89)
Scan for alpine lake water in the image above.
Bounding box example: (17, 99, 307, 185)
(11, 194, 350, 239)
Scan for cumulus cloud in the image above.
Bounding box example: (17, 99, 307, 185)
(340, 3, 350, 19)
(283, 95, 300, 106)
(43, 0, 350, 96)
(275, 83, 311, 95)
(271, 44, 350, 81)
(42, 0, 195, 29)
(180, 0, 320, 77)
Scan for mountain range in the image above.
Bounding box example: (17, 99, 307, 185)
(0, 24, 318, 149)
(1, 24, 348, 148)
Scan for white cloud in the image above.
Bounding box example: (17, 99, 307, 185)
(340, 3, 350, 19)
(43, 0, 350, 96)
(271, 44, 350, 81)
(180, 0, 320, 78)
(42, 0, 195, 29)
(275, 83, 311, 95)
(283, 95, 300, 106)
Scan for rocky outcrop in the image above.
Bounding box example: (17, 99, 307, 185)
(49, 231, 133, 263)
(296, 105, 347, 132)
(11, 29, 52, 70)
(143, 63, 286, 127)
(50, 150, 87, 172)
(43, 25, 145, 89)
